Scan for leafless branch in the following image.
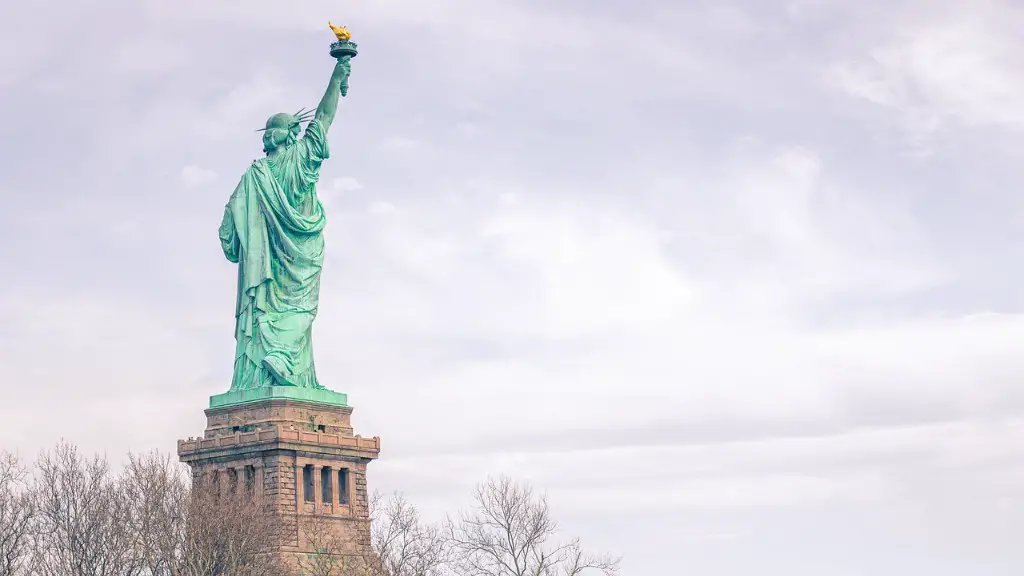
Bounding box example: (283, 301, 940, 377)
(176, 482, 285, 576)
(120, 451, 191, 576)
(298, 491, 449, 576)
(0, 452, 34, 576)
(9, 445, 620, 576)
(370, 492, 449, 576)
(29, 441, 143, 576)
(23, 443, 287, 576)
(445, 476, 619, 576)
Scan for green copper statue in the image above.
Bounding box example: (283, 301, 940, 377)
(217, 25, 357, 395)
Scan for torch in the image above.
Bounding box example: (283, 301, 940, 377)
(328, 22, 358, 97)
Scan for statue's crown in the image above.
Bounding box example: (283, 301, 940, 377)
(255, 109, 314, 132)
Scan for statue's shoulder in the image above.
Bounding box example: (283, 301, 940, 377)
(244, 157, 271, 176)
(230, 158, 269, 197)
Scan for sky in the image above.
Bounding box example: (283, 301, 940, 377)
(1, 0, 1024, 573)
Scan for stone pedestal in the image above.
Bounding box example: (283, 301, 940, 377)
(177, 397, 380, 569)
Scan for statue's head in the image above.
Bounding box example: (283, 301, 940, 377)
(258, 108, 314, 154)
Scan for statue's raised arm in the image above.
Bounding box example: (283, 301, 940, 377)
(313, 58, 351, 134)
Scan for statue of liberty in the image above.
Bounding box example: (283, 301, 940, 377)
(217, 27, 355, 393)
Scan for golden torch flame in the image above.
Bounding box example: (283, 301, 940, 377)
(328, 22, 352, 41)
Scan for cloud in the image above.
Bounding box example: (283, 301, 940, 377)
(825, 0, 1024, 149)
(0, 290, 216, 457)
(637, 144, 946, 326)
(379, 136, 419, 150)
(373, 415, 1024, 519)
(320, 177, 365, 210)
(180, 165, 217, 188)
(332, 176, 363, 192)
(456, 122, 479, 138)
(0, 3, 92, 85)
(367, 201, 396, 214)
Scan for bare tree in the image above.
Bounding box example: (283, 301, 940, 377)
(446, 476, 620, 576)
(12, 443, 623, 576)
(121, 452, 190, 576)
(26, 443, 285, 576)
(122, 452, 285, 576)
(370, 492, 448, 576)
(298, 492, 449, 576)
(0, 452, 34, 576)
(30, 442, 143, 576)
(176, 483, 286, 576)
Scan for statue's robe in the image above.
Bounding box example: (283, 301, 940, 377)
(218, 120, 328, 389)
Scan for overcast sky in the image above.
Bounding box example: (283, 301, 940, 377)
(2, 0, 1024, 574)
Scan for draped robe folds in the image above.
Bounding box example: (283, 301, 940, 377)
(218, 120, 329, 390)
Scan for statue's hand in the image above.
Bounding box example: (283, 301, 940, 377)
(337, 57, 352, 79)
(337, 57, 352, 96)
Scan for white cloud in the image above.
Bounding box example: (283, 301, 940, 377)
(476, 201, 696, 337)
(367, 201, 396, 214)
(332, 176, 363, 192)
(373, 416, 1024, 518)
(456, 122, 479, 138)
(320, 177, 365, 210)
(0, 291, 215, 458)
(826, 0, 1024, 148)
(786, 0, 831, 19)
(646, 144, 946, 324)
(0, 3, 91, 85)
(206, 69, 295, 140)
(380, 136, 419, 150)
(180, 164, 217, 188)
